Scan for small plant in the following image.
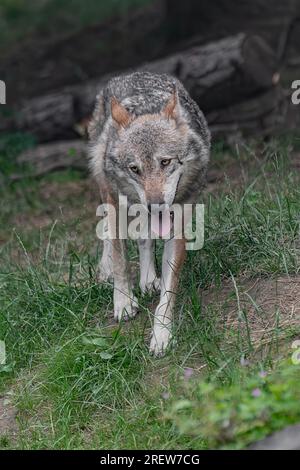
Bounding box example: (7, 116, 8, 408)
(166, 360, 300, 449)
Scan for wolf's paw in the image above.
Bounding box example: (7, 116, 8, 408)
(96, 265, 113, 284)
(114, 291, 139, 322)
(149, 327, 172, 357)
(140, 277, 161, 295)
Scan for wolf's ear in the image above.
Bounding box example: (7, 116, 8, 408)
(162, 89, 180, 121)
(111, 96, 132, 128)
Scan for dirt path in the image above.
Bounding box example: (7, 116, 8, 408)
(201, 275, 300, 349)
(0, 396, 18, 439)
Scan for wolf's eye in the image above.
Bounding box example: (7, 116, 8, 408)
(130, 165, 139, 174)
(161, 159, 171, 167)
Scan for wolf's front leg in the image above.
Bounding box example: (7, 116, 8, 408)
(150, 238, 186, 356)
(96, 239, 113, 282)
(112, 238, 138, 321)
(138, 239, 160, 294)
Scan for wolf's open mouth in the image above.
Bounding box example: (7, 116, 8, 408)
(151, 209, 174, 238)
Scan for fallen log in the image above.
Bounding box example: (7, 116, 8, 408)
(13, 90, 291, 180)
(4, 33, 281, 142)
(12, 140, 87, 180)
(1, 0, 298, 107)
(207, 86, 287, 141)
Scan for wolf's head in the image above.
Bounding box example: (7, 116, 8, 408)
(103, 90, 209, 211)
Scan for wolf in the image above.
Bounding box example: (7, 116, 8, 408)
(88, 71, 210, 356)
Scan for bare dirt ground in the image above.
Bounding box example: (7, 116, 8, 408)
(201, 275, 300, 349)
(0, 396, 18, 438)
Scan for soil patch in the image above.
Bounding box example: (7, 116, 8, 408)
(201, 275, 300, 348)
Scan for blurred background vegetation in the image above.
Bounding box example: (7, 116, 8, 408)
(0, 0, 150, 52)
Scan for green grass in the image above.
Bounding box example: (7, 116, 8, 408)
(0, 0, 151, 52)
(0, 135, 300, 449)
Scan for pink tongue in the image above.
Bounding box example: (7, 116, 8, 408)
(151, 210, 171, 237)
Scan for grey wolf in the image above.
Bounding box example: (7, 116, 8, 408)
(89, 71, 210, 356)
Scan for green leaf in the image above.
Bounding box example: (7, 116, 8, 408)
(172, 400, 193, 412)
(0, 363, 14, 373)
(99, 352, 113, 360)
(82, 336, 108, 348)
